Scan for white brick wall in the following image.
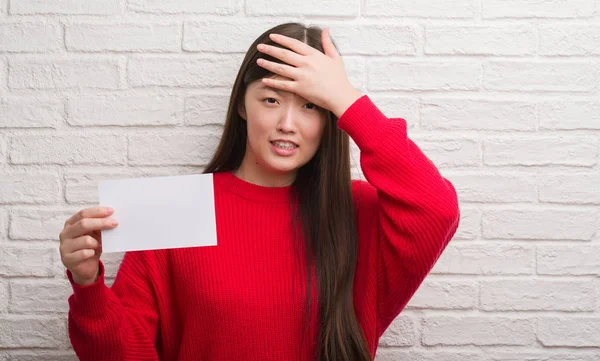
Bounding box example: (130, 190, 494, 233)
(0, 0, 598, 359)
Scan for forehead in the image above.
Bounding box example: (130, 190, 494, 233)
(256, 82, 284, 94)
(250, 80, 295, 97)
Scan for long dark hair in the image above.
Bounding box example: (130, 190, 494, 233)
(203, 23, 372, 361)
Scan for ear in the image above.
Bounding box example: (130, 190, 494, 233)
(237, 102, 247, 120)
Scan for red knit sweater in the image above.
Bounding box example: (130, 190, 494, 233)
(66, 95, 460, 361)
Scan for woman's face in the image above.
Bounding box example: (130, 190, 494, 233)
(238, 75, 326, 179)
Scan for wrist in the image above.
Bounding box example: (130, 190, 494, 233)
(72, 276, 96, 286)
(330, 86, 363, 118)
(71, 267, 100, 286)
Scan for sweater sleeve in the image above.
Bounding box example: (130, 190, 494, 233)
(67, 251, 161, 361)
(337, 95, 460, 337)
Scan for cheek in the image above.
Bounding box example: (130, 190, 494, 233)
(247, 121, 266, 143)
(302, 120, 325, 148)
(245, 110, 271, 144)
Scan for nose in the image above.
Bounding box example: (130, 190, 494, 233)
(276, 106, 297, 134)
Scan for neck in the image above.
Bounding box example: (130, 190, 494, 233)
(234, 154, 296, 188)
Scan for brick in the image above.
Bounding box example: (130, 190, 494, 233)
(10, 134, 126, 165)
(9, 279, 71, 313)
(0, 208, 6, 240)
(128, 56, 241, 88)
(368, 60, 480, 91)
(0, 352, 78, 361)
(128, 0, 240, 14)
(0, 58, 7, 90)
(422, 316, 535, 346)
(426, 26, 535, 55)
(406, 279, 476, 309)
(10, 0, 119, 14)
(483, 208, 597, 240)
(482, 0, 595, 18)
(453, 206, 479, 240)
(537, 246, 600, 276)
(539, 100, 600, 130)
(484, 137, 597, 166)
(432, 244, 534, 275)
(369, 96, 419, 128)
(0, 246, 55, 277)
(375, 351, 469, 361)
(0, 280, 7, 312)
(327, 24, 417, 55)
(0, 172, 60, 204)
(597, 279, 600, 311)
(184, 95, 229, 126)
(539, 172, 600, 204)
(421, 98, 536, 131)
(0, 136, 6, 163)
(0, 96, 64, 128)
(481, 279, 595, 311)
(128, 131, 222, 166)
(488, 353, 600, 361)
(411, 137, 480, 168)
(540, 26, 600, 55)
(67, 94, 182, 126)
(538, 317, 600, 346)
(445, 172, 536, 203)
(9, 209, 74, 241)
(378, 315, 415, 346)
(0, 22, 62, 52)
(9, 58, 121, 90)
(246, 0, 358, 16)
(102, 252, 125, 278)
(376, 351, 600, 361)
(0, 317, 65, 348)
(484, 61, 597, 92)
(183, 20, 281, 53)
(365, 0, 475, 18)
(66, 23, 181, 52)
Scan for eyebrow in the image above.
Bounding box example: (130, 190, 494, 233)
(258, 84, 288, 95)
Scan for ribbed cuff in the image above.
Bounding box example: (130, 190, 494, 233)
(336, 95, 394, 150)
(67, 261, 112, 316)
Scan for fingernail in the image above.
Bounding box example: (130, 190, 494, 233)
(106, 207, 114, 214)
(110, 219, 119, 226)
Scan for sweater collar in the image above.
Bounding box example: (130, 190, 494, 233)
(216, 171, 293, 203)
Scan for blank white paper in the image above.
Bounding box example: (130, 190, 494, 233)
(98, 173, 217, 253)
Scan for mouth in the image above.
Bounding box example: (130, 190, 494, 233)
(270, 140, 299, 156)
(270, 140, 298, 150)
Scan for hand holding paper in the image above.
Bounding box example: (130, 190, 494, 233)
(98, 173, 218, 253)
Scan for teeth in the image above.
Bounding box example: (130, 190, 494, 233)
(273, 141, 297, 150)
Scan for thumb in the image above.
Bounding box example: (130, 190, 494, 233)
(322, 28, 339, 59)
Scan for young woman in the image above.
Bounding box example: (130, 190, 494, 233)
(59, 23, 460, 361)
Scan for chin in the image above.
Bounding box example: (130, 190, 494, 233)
(266, 161, 302, 174)
(263, 156, 306, 174)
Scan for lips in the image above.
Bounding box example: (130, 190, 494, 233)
(270, 141, 298, 156)
(270, 139, 298, 147)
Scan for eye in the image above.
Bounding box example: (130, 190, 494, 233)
(304, 103, 317, 110)
(263, 98, 278, 105)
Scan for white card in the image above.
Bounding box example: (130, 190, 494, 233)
(98, 173, 217, 253)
